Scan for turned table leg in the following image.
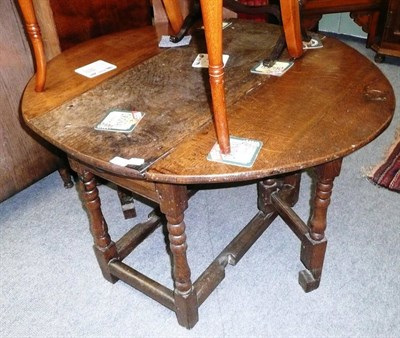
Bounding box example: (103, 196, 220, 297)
(78, 170, 119, 283)
(299, 159, 342, 292)
(156, 183, 199, 329)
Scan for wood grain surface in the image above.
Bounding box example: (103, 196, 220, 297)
(21, 20, 395, 184)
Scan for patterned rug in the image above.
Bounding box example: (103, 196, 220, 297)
(369, 133, 400, 193)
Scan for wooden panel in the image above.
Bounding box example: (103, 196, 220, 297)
(302, 0, 382, 14)
(0, 0, 60, 202)
(49, 0, 152, 50)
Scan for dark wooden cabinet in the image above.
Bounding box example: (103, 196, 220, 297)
(246, 0, 383, 47)
(301, 0, 383, 47)
(371, 0, 400, 62)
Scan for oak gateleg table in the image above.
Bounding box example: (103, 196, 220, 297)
(20, 21, 394, 328)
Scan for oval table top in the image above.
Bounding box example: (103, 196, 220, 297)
(21, 20, 395, 184)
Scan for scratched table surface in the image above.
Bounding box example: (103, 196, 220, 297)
(21, 20, 395, 184)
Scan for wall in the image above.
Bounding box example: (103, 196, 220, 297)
(319, 13, 368, 38)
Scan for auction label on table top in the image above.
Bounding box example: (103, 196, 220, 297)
(95, 110, 145, 133)
(207, 136, 262, 168)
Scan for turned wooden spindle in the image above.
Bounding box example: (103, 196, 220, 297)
(168, 219, 193, 292)
(80, 170, 119, 283)
(309, 159, 342, 241)
(298, 160, 342, 292)
(17, 0, 47, 92)
(156, 183, 198, 328)
(310, 180, 334, 240)
(199, 0, 230, 154)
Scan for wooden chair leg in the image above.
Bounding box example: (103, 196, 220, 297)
(199, 0, 230, 154)
(280, 0, 303, 58)
(162, 0, 184, 33)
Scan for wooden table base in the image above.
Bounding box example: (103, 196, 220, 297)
(70, 157, 342, 329)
